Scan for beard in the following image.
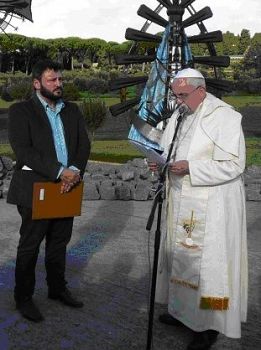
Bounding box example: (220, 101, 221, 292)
(40, 85, 63, 101)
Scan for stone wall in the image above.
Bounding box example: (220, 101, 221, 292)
(1, 156, 261, 202)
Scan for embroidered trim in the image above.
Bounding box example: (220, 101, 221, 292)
(179, 242, 199, 249)
(171, 277, 198, 290)
(200, 296, 229, 310)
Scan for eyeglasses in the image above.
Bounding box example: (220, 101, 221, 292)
(172, 86, 200, 101)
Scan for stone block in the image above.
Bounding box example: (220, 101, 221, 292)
(133, 181, 152, 201)
(83, 173, 91, 182)
(2, 179, 11, 197)
(246, 183, 261, 190)
(6, 172, 13, 180)
(99, 180, 116, 200)
(245, 165, 261, 179)
(0, 156, 13, 171)
(120, 163, 131, 170)
(86, 163, 103, 174)
(115, 183, 132, 200)
(246, 189, 261, 201)
(244, 173, 261, 185)
(102, 166, 117, 176)
(130, 158, 147, 168)
(139, 169, 151, 180)
(109, 173, 118, 180)
(83, 181, 100, 200)
(91, 174, 107, 182)
(120, 171, 135, 181)
(134, 168, 149, 180)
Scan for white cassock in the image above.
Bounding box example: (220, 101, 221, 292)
(155, 93, 248, 338)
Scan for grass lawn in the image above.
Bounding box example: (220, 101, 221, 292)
(1, 138, 261, 166)
(90, 140, 143, 163)
(223, 95, 261, 109)
(0, 100, 14, 109)
(245, 137, 261, 166)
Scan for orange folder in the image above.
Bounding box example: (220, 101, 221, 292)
(32, 181, 84, 220)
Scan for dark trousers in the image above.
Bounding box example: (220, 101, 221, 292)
(15, 205, 74, 301)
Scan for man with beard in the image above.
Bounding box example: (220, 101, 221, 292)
(7, 59, 90, 322)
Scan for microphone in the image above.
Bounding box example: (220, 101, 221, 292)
(177, 104, 190, 117)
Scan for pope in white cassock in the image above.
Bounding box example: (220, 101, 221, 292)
(149, 68, 248, 350)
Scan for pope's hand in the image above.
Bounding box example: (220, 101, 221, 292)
(148, 162, 159, 172)
(169, 160, 189, 176)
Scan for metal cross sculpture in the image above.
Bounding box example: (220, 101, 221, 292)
(0, 0, 33, 34)
(109, 0, 233, 149)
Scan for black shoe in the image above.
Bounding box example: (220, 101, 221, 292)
(187, 330, 219, 350)
(16, 298, 44, 323)
(158, 313, 184, 327)
(48, 288, 84, 308)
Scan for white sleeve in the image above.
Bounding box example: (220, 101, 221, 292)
(189, 129, 246, 186)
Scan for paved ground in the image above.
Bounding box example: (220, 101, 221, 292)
(0, 199, 261, 350)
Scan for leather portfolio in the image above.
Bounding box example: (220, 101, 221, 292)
(32, 181, 84, 220)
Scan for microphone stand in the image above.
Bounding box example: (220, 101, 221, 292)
(146, 111, 184, 350)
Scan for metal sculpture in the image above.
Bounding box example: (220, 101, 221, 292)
(109, 0, 232, 149)
(0, 0, 33, 34)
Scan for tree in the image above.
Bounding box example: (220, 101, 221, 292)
(22, 37, 49, 74)
(85, 38, 107, 65)
(62, 37, 91, 70)
(104, 41, 120, 66)
(238, 29, 251, 55)
(80, 98, 107, 141)
(74, 39, 90, 70)
(243, 34, 261, 78)
(0, 34, 49, 74)
(221, 31, 240, 55)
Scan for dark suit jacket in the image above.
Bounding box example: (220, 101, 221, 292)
(7, 94, 90, 208)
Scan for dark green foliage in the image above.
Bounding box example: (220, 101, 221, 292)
(80, 98, 107, 134)
(62, 83, 80, 101)
(85, 78, 109, 94)
(238, 29, 251, 55)
(234, 78, 261, 94)
(1, 87, 13, 102)
(72, 76, 109, 94)
(8, 81, 32, 101)
(73, 77, 88, 91)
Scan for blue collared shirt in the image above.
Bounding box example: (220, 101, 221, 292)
(37, 93, 80, 178)
(37, 93, 67, 173)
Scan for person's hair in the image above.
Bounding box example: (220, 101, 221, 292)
(32, 59, 62, 81)
(185, 77, 206, 89)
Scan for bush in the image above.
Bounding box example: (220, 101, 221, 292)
(109, 69, 123, 81)
(80, 98, 107, 137)
(73, 77, 88, 91)
(85, 78, 109, 94)
(1, 86, 13, 102)
(63, 83, 80, 101)
(8, 81, 32, 101)
(234, 78, 261, 94)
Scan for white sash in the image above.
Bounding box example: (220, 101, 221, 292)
(171, 106, 212, 289)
